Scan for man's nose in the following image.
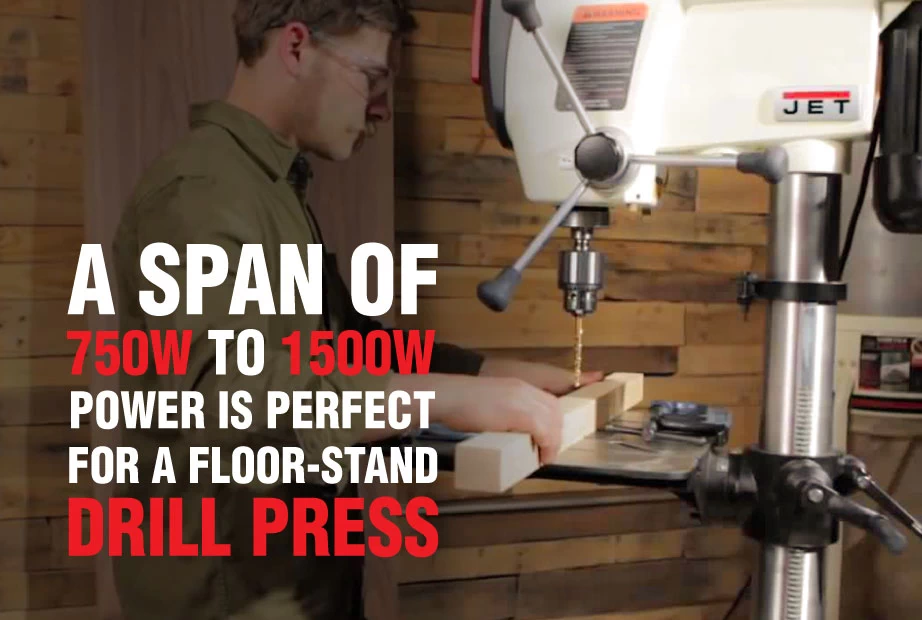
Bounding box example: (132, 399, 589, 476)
(366, 91, 392, 123)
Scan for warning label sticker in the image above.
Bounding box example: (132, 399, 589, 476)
(555, 3, 648, 113)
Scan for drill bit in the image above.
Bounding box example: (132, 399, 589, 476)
(574, 316, 584, 388)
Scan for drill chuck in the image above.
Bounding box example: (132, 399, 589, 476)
(559, 247, 604, 316)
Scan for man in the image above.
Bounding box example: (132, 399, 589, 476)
(111, 1, 601, 619)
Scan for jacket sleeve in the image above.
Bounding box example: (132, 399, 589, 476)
(124, 176, 393, 486)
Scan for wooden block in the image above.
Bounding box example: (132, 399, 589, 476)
(0, 226, 82, 262)
(0, 16, 80, 60)
(407, 10, 472, 49)
(453, 395, 596, 493)
(453, 372, 642, 492)
(697, 168, 770, 214)
(0, 190, 82, 225)
(0, 94, 67, 132)
(452, 431, 540, 494)
(399, 299, 685, 348)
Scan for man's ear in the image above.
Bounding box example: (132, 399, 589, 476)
(276, 22, 312, 75)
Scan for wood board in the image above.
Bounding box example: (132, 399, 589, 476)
(453, 373, 644, 493)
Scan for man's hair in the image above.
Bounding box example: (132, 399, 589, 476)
(234, 0, 417, 66)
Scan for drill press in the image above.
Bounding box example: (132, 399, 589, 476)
(470, 1, 922, 619)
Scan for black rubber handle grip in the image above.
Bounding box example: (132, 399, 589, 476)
(502, 0, 542, 31)
(827, 493, 908, 555)
(477, 267, 522, 312)
(737, 147, 789, 184)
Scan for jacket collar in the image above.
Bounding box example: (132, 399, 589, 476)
(190, 100, 303, 182)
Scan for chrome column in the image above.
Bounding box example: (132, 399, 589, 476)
(753, 173, 842, 620)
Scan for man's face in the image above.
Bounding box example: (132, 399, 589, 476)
(291, 25, 396, 161)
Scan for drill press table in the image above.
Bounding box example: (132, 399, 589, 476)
(406, 426, 715, 491)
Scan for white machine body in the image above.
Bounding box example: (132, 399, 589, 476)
(502, 0, 909, 206)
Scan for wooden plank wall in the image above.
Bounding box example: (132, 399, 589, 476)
(394, 1, 767, 618)
(0, 0, 94, 618)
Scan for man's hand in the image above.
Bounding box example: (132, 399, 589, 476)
(480, 358, 604, 396)
(384, 373, 565, 464)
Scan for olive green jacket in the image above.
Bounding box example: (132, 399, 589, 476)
(110, 101, 483, 620)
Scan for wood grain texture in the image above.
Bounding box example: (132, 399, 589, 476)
(399, 299, 685, 348)
(0, 608, 96, 620)
(398, 529, 689, 583)
(475, 346, 678, 375)
(697, 169, 769, 214)
(685, 303, 766, 345)
(0, 58, 80, 94)
(0, 94, 67, 132)
(0, 300, 84, 357)
(396, 198, 767, 246)
(398, 232, 754, 275)
(677, 345, 764, 376)
(431, 499, 695, 548)
(410, 265, 738, 302)
(0, 16, 80, 59)
(0, 189, 82, 225)
(0, 262, 74, 299)
(0, 0, 80, 19)
(0, 226, 81, 262)
(516, 557, 748, 619)
(407, 11, 472, 49)
(642, 376, 763, 408)
(0, 569, 95, 610)
(400, 577, 516, 620)
(405, 0, 474, 13)
(0, 356, 82, 388)
(0, 518, 91, 572)
(0, 132, 81, 189)
(0, 386, 72, 425)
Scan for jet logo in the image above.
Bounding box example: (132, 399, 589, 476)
(773, 87, 860, 122)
